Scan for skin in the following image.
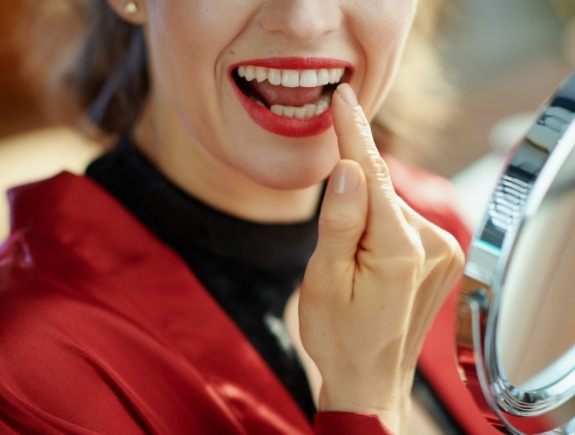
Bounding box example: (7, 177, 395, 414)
(106, 1, 465, 433)
(107, 0, 416, 222)
(300, 86, 463, 433)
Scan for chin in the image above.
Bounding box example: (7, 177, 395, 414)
(258, 172, 329, 191)
(243, 150, 338, 191)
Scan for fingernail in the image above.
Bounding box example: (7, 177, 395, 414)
(332, 162, 359, 194)
(336, 83, 359, 107)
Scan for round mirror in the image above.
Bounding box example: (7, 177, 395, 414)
(456, 73, 575, 434)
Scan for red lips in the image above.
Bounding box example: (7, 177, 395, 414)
(229, 57, 352, 138)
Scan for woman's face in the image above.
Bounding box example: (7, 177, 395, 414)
(139, 0, 417, 190)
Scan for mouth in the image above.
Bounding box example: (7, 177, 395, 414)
(229, 58, 352, 137)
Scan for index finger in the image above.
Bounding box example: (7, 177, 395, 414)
(331, 84, 413, 254)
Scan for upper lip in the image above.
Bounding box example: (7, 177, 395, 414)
(229, 57, 353, 73)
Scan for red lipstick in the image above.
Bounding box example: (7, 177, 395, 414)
(229, 57, 352, 138)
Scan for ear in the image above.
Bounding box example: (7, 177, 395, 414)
(105, 0, 147, 25)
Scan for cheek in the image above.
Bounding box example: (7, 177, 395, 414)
(144, 2, 246, 141)
(227, 130, 341, 190)
(148, 0, 244, 45)
(145, 2, 224, 91)
(357, 1, 416, 59)
(352, 1, 417, 116)
(144, 0, 249, 101)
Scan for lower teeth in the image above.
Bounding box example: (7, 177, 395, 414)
(266, 96, 331, 119)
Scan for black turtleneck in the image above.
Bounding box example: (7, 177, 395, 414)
(86, 136, 318, 420)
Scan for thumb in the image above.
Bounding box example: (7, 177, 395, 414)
(314, 159, 368, 266)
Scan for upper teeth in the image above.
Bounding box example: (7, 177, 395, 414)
(237, 65, 345, 88)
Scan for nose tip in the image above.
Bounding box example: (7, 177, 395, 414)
(259, 1, 342, 42)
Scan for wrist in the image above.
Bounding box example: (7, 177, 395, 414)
(318, 375, 412, 434)
(315, 411, 395, 435)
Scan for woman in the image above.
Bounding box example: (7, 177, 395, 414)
(0, 1, 493, 434)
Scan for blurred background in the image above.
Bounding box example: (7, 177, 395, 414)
(1, 0, 575, 237)
(437, 0, 573, 172)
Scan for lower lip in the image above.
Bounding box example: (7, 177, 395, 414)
(230, 76, 333, 138)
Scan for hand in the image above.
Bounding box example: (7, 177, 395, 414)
(298, 84, 464, 434)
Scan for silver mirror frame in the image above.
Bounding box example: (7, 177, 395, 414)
(456, 73, 575, 434)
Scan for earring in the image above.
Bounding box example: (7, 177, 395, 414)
(124, 1, 139, 15)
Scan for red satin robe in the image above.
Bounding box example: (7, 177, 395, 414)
(0, 158, 497, 434)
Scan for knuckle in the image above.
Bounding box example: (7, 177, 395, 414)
(360, 149, 389, 181)
(430, 228, 465, 273)
(446, 241, 465, 273)
(375, 227, 426, 276)
(351, 106, 371, 129)
(402, 226, 426, 264)
(440, 230, 463, 259)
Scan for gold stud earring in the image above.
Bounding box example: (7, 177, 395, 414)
(124, 1, 139, 15)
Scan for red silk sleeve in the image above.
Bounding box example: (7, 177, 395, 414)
(314, 412, 391, 435)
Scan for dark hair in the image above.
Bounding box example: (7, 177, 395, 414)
(24, 0, 148, 134)
(72, 1, 148, 133)
(26, 0, 452, 161)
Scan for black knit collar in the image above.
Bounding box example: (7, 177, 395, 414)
(85, 136, 320, 273)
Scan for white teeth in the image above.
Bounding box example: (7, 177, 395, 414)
(269, 97, 331, 120)
(281, 70, 300, 88)
(284, 106, 296, 117)
(268, 68, 282, 86)
(244, 66, 256, 81)
(294, 106, 307, 119)
(299, 70, 318, 87)
(255, 67, 267, 83)
(236, 64, 342, 119)
(318, 69, 330, 86)
(304, 104, 316, 117)
(236, 65, 347, 88)
(329, 68, 344, 84)
(270, 105, 284, 116)
(316, 98, 329, 115)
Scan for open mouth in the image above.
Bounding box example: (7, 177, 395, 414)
(233, 65, 349, 119)
(229, 59, 352, 137)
